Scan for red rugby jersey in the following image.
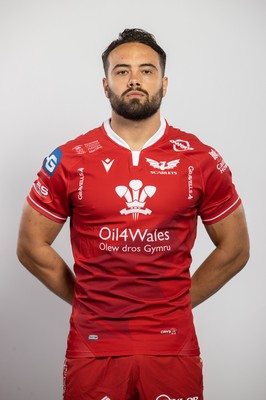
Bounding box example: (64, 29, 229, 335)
(27, 119, 241, 357)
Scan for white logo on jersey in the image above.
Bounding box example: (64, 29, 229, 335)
(170, 139, 194, 152)
(209, 149, 219, 160)
(156, 395, 173, 400)
(77, 168, 85, 200)
(115, 180, 156, 220)
(156, 395, 198, 400)
(45, 154, 58, 173)
(85, 140, 102, 153)
(188, 166, 194, 199)
(208, 149, 228, 173)
(72, 145, 86, 154)
(88, 334, 99, 341)
(102, 158, 114, 172)
(146, 158, 180, 171)
(33, 180, 49, 198)
(156, 396, 199, 400)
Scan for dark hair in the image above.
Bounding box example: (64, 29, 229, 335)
(102, 28, 166, 76)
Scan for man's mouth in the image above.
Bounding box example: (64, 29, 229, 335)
(126, 91, 145, 97)
(123, 89, 148, 99)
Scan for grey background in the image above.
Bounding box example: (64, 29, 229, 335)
(0, 0, 265, 399)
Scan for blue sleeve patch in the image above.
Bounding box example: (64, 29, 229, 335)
(42, 147, 62, 176)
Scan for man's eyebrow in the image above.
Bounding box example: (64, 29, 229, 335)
(112, 63, 158, 71)
(140, 63, 158, 70)
(112, 64, 130, 71)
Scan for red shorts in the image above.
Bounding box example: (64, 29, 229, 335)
(63, 355, 203, 400)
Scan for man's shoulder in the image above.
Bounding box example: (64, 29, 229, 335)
(41, 125, 105, 175)
(59, 125, 104, 154)
(166, 124, 212, 154)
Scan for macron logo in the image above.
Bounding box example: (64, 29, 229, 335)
(102, 158, 114, 173)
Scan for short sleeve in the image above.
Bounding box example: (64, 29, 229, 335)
(198, 148, 241, 225)
(27, 147, 70, 223)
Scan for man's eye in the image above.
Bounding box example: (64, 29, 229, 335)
(142, 70, 152, 74)
(117, 70, 128, 75)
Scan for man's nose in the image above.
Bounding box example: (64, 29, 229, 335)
(127, 73, 141, 88)
(128, 80, 141, 86)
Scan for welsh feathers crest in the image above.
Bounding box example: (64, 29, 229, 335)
(115, 180, 156, 220)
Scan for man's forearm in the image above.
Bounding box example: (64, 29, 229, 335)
(191, 205, 250, 308)
(17, 242, 76, 305)
(190, 245, 249, 308)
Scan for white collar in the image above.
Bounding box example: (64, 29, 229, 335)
(103, 118, 166, 150)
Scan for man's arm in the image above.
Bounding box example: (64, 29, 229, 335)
(17, 203, 76, 305)
(190, 204, 250, 308)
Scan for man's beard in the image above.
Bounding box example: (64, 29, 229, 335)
(107, 86, 163, 121)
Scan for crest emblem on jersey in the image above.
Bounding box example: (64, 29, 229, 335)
(115, 180, 156, 220)
(170, 139, 194, 152)
(145, 158, 180, 171)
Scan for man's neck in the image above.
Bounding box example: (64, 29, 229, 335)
(109, 111, 162, 151)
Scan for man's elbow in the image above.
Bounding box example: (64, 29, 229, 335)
(16, 242, 26, 267)
(242, 245, 250, 267)
(235, 241, 250, 273)
(16, 239, 31, 269)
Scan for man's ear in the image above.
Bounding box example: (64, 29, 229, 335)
(162, 76, 168, 97)
(102, 77, 109, 98)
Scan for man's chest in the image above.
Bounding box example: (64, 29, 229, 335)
(67, 147, 202, 223)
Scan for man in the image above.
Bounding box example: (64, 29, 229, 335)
(17, 28, 250, 400)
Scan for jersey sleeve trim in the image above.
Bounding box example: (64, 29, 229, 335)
(27, 194, 67, 223)
(201, 196, 241, 224)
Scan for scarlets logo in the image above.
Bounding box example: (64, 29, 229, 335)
(146, 158, 180, 172)
(115, 180, 156, 220)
